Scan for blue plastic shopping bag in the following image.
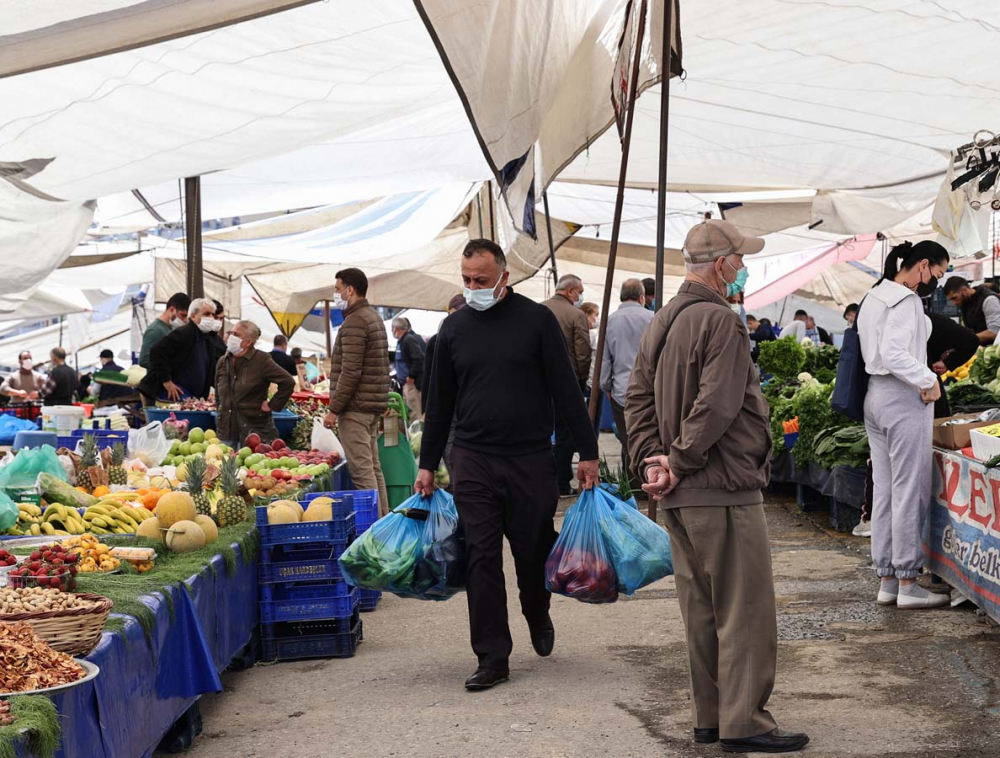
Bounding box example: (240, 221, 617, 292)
(339, 489, 465, 600)
(545, 489, 619, 603)
(594, 487, 673, 594)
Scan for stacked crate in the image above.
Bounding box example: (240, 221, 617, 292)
(256, 493, 362, 661)
(347, 490, 382, 612)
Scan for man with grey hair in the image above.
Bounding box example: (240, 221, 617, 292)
(600, 278, 653, 480)
(139, 297, 217, 402)
(626, 219, 807, 753)
(215, 319, 295, 447)
(391, 316, 426, 421)
(39, 347, 77, 406)
(543, 272, 593, 495)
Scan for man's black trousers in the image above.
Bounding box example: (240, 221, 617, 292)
(450, 445, 559, 671)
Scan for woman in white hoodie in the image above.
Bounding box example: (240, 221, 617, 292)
(858, 240, 950, 609)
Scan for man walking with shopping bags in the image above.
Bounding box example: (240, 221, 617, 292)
(416, 239, 599, 691)
(626, 219, 809, 753)
(323, 268, 390, 516)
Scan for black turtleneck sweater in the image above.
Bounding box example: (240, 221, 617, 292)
(419, 290, 599, 471)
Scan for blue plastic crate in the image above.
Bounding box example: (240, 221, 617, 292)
(359, 589, 381, 612)
(259, 541, 351, 584)
(261, 605, 360, 641)
(301, 491, 360, 521)
(260, 619, 362, 661)
(260, 581, 358, 623)
(255, 504, 356, 547)
(58, 431, 127, 452)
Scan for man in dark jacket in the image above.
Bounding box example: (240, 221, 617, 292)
(270, 334, 298, 376)
(927, 312, 980, 418)
(422, 294, 465, 478)
(215, 320, 295, 446)
(944, 276, 1000, 343)
(416, 239, 599, 692)
(324, 268, 390, 514)
(96, 349, 133, 402)
(627, 218, 807, 753)
(138, 298, 217, 402)
(543, 274, 593, 495)
(392, 317, 426, 422)
(39, 348, 77, 406)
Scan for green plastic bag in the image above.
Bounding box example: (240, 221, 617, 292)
(0, 490, 16, 531)
(0, 445, 68, 489)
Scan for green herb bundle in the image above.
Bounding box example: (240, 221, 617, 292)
(791, 382, 850, 467)
(814, 425, 869, 469)
(758, 337, 807, 379)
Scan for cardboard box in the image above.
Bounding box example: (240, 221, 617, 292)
(934, 414, 999, 450)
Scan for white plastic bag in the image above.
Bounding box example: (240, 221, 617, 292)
(128, 421, 171, 467)
(311, 417, 346, 458)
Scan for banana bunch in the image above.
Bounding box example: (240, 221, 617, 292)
(6, 503, 46, 536)
(6, 503, 85, 536)
(82, 501, 155, 535)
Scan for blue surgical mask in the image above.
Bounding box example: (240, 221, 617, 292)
(724, 260, 749, 298)
(463, 273, 507, 312)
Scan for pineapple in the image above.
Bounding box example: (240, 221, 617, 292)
(185, 456, 213, 517)
(216, 455, 245, 527)
(76, 434, 99, 492)
(109, 442, 128, 486)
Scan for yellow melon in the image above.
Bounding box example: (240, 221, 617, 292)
(302, 499, 333, 522)
(270, 499, 303, 521)
(164, 520, 207, 553)
(194, 514, 219, 544)
(266, 503, 299, 525)
(136, 516, 163, 542)
(155, 491, 197, 528)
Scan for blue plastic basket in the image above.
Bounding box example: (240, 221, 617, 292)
(260, 619, 362, 662)
(255, 500, 356, 547)
(261, 605, 360, 641)
(143, 407, 216, 431)
(359, 589, 381, 612)
(272, 410, 299, 443)
(301, 492, 357, 520)
(58, 429, 128, 451)
(259, 581, 358, 623)
(259, 541, 351, 584)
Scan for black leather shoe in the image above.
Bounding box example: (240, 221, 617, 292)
(721, 728, 809, 753)
(529, 619, 555, 657)
(694, 728, 719, 744)
(464, 667, 509, 691)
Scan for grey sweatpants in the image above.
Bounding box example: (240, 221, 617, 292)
(863, 375, 933, 579)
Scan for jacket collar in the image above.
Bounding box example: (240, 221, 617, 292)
(679, 280, 728, 307)
(343, 297, 369, 318)
(870, 279, 915, 309)
(232, 346, 258, 362)
(619, 300, 644, 310)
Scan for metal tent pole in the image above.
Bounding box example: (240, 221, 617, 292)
(587, 0, 648, 426)
(653, 0, 675, 313)
(323, 300, 332, 358)
(184, 176, 204, 298)
(542, 190, 560, 288)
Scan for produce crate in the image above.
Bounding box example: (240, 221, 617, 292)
(0, 402, 43, 421)
(359, 589, 381, 612)
(970, 425, 1000, 462)
(261, 605, 360, 641)
(256, 500, 355, 547)
(259, 541, 351, 584)
(260, 619, 362, 662)
(259, 581, 358, 623)
(143, 407, 216, 431)
(272, 410, 300, 443)
(301, 491, 357, 520)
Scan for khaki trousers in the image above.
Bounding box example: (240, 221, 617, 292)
(338, 411, 389, 518)
(661, 503, 778, 739)
(402, 382, 423, 422)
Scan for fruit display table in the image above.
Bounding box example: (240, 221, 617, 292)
(926, 448, 1000, 623)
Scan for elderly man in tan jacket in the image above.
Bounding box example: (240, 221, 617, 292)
(543, 273, 593, 496)
(625, 219, 808, 754)
(323, 268, 390, 515)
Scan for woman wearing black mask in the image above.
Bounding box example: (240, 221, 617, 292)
(858, 240, 950, 609)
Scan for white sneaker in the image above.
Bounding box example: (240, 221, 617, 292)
(897, 586, 950, 609)
(852, 520, 871, 537)
(876, 588, 898, 606)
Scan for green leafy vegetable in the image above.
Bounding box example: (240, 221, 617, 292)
(791, 382, 850, 467)
(758, 337, 806, 380)
(969, 345, 1000, 385)
(814, 425, 870, 469)
(802, 344, 840, 376)
(946, 381, 1000, 408)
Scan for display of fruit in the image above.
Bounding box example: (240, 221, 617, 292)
(61, 535, 121, 573)
(7, 544, 79, 591)
(0, 549, 16, 567)
(242, 473, 298, 499)
(216, 455, 246, 527)
(109, 546, 156, 573)
(302, 498, 333, 522)
(76, 433, 100, 491)
(136, 516, 163, 542)
(193, 514, 218, 544)
(109, 441, 128, 486)
(164, 520, 207, 553)
(4, 502, 45, 536)
(155, 491, 197, 528)
(0, 622, 87, 694)
(266, 501, 300, 524)
(81, 502, 154, 535)
(184, 455, 213, 517)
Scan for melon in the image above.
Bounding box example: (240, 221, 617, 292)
(266, 502, 299, 525)
(205, 444, 223, 462)
(164, 520, 207, 553)
(194, 514, 219, 544)
(136, 516, 163, 542)
(156, 491, 197, 528)
(302, 499, 333, 522)
(149, 475, 172, 490)
(271, 499, 303, 520)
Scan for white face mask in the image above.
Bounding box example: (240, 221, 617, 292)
(463, 273, 507, 312)
(169, 316, 185, 328)
(331, 292, 348, 310)
(197, 317, 217, 334)
(20, 359, 32, 371)
(211, 318, 223, 332)
(573, 292, 584, 308)
(226, 334, 245, 354)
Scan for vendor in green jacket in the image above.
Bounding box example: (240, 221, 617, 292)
(215, 320, 295, 447)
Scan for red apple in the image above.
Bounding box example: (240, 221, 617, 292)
(272, 439, 286, 451)
(255, 443, 272, 454)
(245, 433, 262, 449)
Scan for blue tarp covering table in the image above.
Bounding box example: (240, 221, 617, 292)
(16, 542, 258, 758)
(926, 448, 1000, 623)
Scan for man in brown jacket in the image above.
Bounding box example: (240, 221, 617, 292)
(323, 268, 390, 515)
(543, 274, 592, 496)
(215, 320, 295, 446)
(625, 219, 808, 754)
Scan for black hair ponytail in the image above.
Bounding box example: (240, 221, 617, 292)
(880, 240, 949, 282)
